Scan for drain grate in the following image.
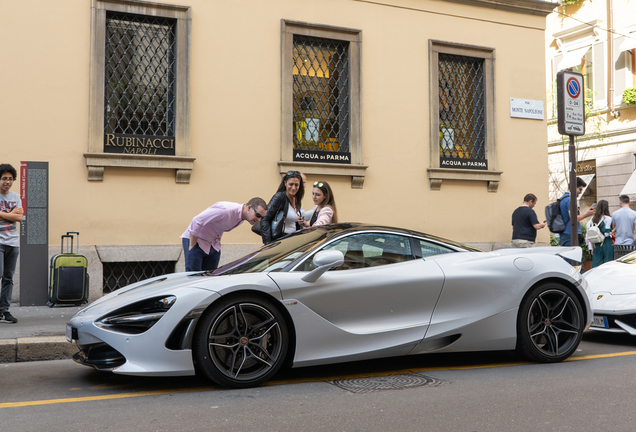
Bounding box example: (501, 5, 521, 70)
(328, 373, 446, 394)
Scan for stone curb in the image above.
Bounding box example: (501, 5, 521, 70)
(0, 336, 76, 363)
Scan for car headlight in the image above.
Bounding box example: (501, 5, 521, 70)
(96, 296, 176, 334)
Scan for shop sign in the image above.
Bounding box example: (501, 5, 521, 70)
(293, 149, 351, 164)
(104, 133, 176, 156)
(440, 157, 488, 170)
(577, 160, 596, 175)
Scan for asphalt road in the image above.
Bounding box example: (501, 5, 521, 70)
(2, 331, 636, 432)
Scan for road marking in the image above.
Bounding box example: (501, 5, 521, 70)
(4, 350, 636, 409)
(0, 387, 216, 409)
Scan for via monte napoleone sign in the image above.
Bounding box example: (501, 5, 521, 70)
(557, 71, 585, 136)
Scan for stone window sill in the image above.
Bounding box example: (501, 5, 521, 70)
(427, 168, 502, 192)
(84, 153, 195, 183)
(278, 161, 368, 189)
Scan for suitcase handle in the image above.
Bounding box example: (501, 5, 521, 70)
(67, 232, 79, 252)
(61, 235, 73, 254)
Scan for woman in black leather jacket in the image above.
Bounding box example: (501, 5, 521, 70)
(261, 171, 305, 244)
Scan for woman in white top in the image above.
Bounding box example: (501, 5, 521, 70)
(261, 171, 305, 244)
(303, 181, 338, 227)
(585, 200, 613, 268)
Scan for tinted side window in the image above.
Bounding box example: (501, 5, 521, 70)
(303, 233, 413, 271)
(417, 239, 455, 258)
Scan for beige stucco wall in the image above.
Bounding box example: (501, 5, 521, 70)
(1, 0, 553, 267)
(0, 0, 548, 245)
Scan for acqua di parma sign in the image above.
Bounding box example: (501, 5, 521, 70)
(557, 71, 585, 136)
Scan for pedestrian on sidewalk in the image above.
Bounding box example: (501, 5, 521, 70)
(612, 195, 636, 246)
(0, 163, 22, 324)
(559, 177, 595, 246)
(181, 197, 267, 272)
(511, 193, 546, 248)
(261, 171, 305, 244)
(586, 200, 613, 268)
(302, 180, 338, 227)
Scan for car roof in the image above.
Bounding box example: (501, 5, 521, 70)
(299, 223, 482, 252)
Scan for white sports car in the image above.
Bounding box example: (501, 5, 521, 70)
(67, 224, 591, 388)
(584, 250, 636, 334)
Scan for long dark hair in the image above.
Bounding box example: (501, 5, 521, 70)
(314, 180, 338, 223)
(276, 171, 304, 212)
(592, 200, 610, 224)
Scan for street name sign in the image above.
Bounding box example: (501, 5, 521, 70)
(557, 71, 585, 136)
(510, 98, 544, 120)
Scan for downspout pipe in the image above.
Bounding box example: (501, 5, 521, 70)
(608, 0, 619, 117)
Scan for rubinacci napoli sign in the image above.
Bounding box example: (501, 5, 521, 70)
(104, 133, 176, 156)
(510, 98, 544, 120)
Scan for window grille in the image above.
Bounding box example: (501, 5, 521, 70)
(103, 261, 175, 294)
(438, 53, 486, 162)
(104, 12, 176, 138)
(292, 35, 350, 153)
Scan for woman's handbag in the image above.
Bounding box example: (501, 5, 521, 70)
(253, 206, 286, 241)
(270, 207, 286, 240)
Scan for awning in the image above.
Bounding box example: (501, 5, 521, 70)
(620, 170, 636, 196)
(619, 37, 636, 53)
(558, 46, 590, 70)
(579, 173, 595, 199)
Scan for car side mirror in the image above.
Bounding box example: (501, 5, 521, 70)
(301, 250, 344, 283)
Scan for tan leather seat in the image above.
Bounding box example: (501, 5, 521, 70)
(342, 250, 366, 269)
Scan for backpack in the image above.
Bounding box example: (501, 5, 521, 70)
(586, 221, 605, 244)
(545, 197, 566, 233)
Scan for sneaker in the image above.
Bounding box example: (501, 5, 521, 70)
(2, 312, 17, 323)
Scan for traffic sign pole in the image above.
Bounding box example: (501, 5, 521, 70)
(556, 70, 585, 247)
(569, 136, 577, 246)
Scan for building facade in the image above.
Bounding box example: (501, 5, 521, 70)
(1, 0, 556, 302)
(547, 0, 636, 211)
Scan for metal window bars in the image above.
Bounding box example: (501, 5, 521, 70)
(104, 12, 176, 137)
(292, 35, 350, 153)
(103, 261, 176, 294)
(438, 53, 486, 161)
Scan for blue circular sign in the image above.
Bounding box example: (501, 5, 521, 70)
(566, 77, 581, 98)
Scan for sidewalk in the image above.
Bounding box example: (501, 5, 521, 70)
(0, 304, 82, 363)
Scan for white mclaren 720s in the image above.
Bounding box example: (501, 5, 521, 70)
(67, 223, 591, 388)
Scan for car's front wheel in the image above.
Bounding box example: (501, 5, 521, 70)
(192, 295, 288, 388)
(516, 283, 584, 363)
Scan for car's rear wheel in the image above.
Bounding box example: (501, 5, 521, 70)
(516, 283, 584, 363)
(192, 295, 288, 388)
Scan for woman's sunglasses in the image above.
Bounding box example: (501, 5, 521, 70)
(313, 181, 324, 188)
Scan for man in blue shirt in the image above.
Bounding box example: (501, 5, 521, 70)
(612, 195, 636, 245)
(559, 177, 595, 246)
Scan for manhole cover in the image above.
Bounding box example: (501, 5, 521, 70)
(328, 373, 446, 393)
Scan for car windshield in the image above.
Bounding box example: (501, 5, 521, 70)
(618, 250, 636, 264)
(212, 227, 331, 275)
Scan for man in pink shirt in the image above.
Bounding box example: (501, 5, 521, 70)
(181, 197, 267, 272)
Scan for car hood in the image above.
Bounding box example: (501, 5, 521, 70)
(592, 291, 636, 313)
(78, 271, 281, 315)
(584, 260, 634, 295)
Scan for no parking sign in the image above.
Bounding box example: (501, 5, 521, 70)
(557, 71, 585, 136)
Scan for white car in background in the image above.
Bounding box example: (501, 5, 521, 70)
(585, 250, 636, 334)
